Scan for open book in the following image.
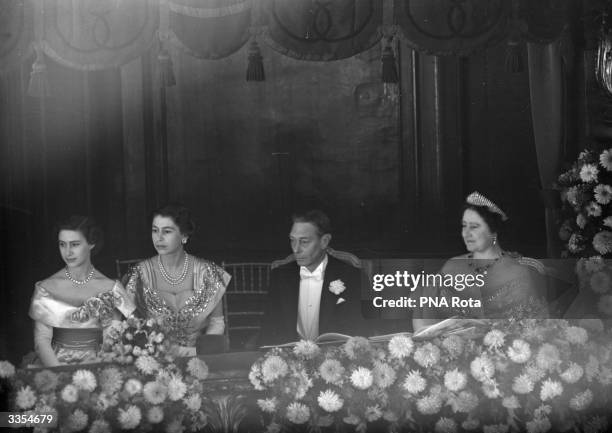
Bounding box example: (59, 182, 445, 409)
(261, 318, 488, 349)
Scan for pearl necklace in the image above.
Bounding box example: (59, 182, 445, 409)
(65, 266, 95, 285)
(158, 253, 190, 285)
(468, 251, 504, 275)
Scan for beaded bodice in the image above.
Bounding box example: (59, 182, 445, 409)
(126, 258, 227, 347)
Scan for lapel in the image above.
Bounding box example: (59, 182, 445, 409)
(319, 256, 341, 332)
(281, 263, 301, 330)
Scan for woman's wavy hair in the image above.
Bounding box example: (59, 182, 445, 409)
(56, 215, 104, 255)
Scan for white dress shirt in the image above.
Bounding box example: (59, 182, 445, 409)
(297, 255, 328, 341)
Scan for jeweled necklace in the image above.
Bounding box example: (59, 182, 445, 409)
(158, 253, 190, 285)
(65, 266, 95, 285)
(468, 251, 505, 275)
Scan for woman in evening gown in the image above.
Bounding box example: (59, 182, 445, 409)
(29, 216, 135, 366)
(125, 204, 230, 357)
(413, 191, 548, 333)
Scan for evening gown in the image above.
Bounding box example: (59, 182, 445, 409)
(29, 281, 136, 364)
(125, 257, 230, 356)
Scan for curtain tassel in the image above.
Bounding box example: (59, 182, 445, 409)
(28, 45, 50, 98)
(246, 39, 265, 82)
(505, 41, 524, 73)
(381, 39, 398, 83)
(158, 47, 176, 87)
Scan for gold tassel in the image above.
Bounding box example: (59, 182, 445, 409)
(157, 46, 176, 87)
(381, 38, 398, 83)
(246, 39, 265, 82)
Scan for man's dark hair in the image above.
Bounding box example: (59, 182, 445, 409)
(291, 209, 332, 236)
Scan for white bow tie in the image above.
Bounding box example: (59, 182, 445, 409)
(300, 267, 323, 281)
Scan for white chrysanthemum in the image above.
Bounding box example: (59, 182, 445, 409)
(66, 408, 88, 432)
(342, 336, 371, 360)
(318, 359, 344, 384)
(593, 231, 612, 256)
(89, 419, 111, 433)
(502, 396, 520, 409)
(61, 384, 79, 403)
(248, 364, 264, 390)
(317, 389, 343, 412)
(373, 362, 396, 389)
(147, 406, 164, 424)
(483, 424, 510, 433)
(594, 184, 612, 205)
(604, 216, 612, 229)
(470, 355, 495, 382)
(580, 163, 599, 182)
(99, 367, 123, 394)
(286, 402, 310, 424)
(484, 330, 506, 349)
(577, 213, 587, 229)
(124, 378, 143, 396)
(560, 362, 584, 383)
(388, 335, 414, 358)
(524, 364, 546, 382)
(585, 355, 600, 381)
(586, 202, 602, 217)
(143, 381, 167, 404)
(15, 386, 36, 410)
(590, 272, 611, 294)
(568, 233, 585, 253)
(0, 360, 15, 378)
(570, 389, 593, 411)
(186, 357, 209, 380)
(540, 379, 563, 401)
(118, 405, 142, 430)
(135, 355, 159, 375)
(481, 379, 501, 399)
(72, 369, 97, 392)
(444, 369, 467, 392)
(413, 343, 441, 368)
(449, 391, 479, 413)
(536, 344, 561, 371)
(292, 367, 313, 400)
(525, 417, 551, 433)
(403, 370, 427, 394)
(600, 148, 612, 171)
(416, 394, 443, 415)
(96, 393, 119, 411)
(183, 394, 202, 411)
(597, 294, 612, 316)
(564, 326, 589, 344)
(512, 374, 534, 394)
(365, 405, 383, 422)
(441, 335, 465, 357)
(167, 374, 187, 401)
(257, 397, 278, 413)
(434, 417, 457, 433)
(261, 355, 289, 383)
(507, 339, 531, 363)
(350, 367, 373, 390)
(293, 340, 320, 359)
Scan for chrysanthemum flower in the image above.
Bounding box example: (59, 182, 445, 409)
(388, 335, 414, 358)
(66, 409, 88, 432)
(470, 355, 495, 382)
(33, 370, 59, 392)
(604, 216, 612, 229)
(560, 362, 584, 384)
(135, 355, 159, 375)
(416, 394, 442, 415)
(507, 339, 531, 363)
(165, 419, 184, 433)
(318, 359, 344, 385)
(167, 374, 187, 401)
(570, 389, 593, 411)
(580, 163, 599, 182)
(568, 233, 585, 253)
(536, 343, 561, 371)
(502, 396, 520, 409)
(123, 378, 143, 396)
(403, 370, 427, 394)
(146, 406, 164, 424)
(293, 340, 320, 359)
(593, 231, 612, 255)
(512, 374, 534, 394)
(183, 394, 202, 411)
(484, 330, 506, 349)
(248, 364, 264, 390)
(315, 389, 343, 412)
(434, 417, 458, 433)
(187, 357, 209, 380)
(261, 355, 289, 383)
(564, 326, 589, 344)
(365, 405, 383, 422)
(61, 384, 79, 403)
(143, 381, 167, 404)
(586, 202, 602, 217)
(89, 419, 111, 433)
(373, 362, 396, 389)
(594, 184, 612, 205)
(481, 379, 501, 399)
(597, 294, 612, 316)
(600, 148, 612, 171)
(441, 335, 465, 357)
(576, 213, 587, 229)
(540, 379, 563, 401)
(257, 397, 278, 413)
(96, 393, 119, 411)
(0, 360, 15, 378)
(286, 402, 310, 424)
(524, 363, 546, 382)
(525, 417, 551, 433)
(15, 386, 36, 410)
(342, 337, 371, 360)
(414, 343, 441, 368)
(72, 369, 97, 392)
(350, 367, 373, 390)
(444, 369, 467, 392)
(117, 405, 142, 430)
(449, 390, 479, 413)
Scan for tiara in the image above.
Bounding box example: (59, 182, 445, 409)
(466, 191, 508, 221)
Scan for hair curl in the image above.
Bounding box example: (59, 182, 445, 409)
(56, 215, 104, 255)
(151, 203, 196, 237)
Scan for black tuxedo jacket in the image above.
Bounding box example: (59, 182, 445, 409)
(259, 255, 367, 346)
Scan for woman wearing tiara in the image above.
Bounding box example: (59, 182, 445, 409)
(413, 192, 548, 333)
(29, 216, 135, 366)
(125, 204, 230, 357)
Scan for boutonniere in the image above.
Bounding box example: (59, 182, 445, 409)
(329, 279, 346, 301)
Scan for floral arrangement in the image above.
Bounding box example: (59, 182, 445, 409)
(250, 321, 612, 432)
(5, 355, 212, 432)
(557, 146, 612, 258)
(97, 317, 172, 364)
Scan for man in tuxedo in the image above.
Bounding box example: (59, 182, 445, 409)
(259, 210, 367, 346)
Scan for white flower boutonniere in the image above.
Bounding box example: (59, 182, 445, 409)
(329, 279, 346, 296)
(336, 298, 346, 305)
